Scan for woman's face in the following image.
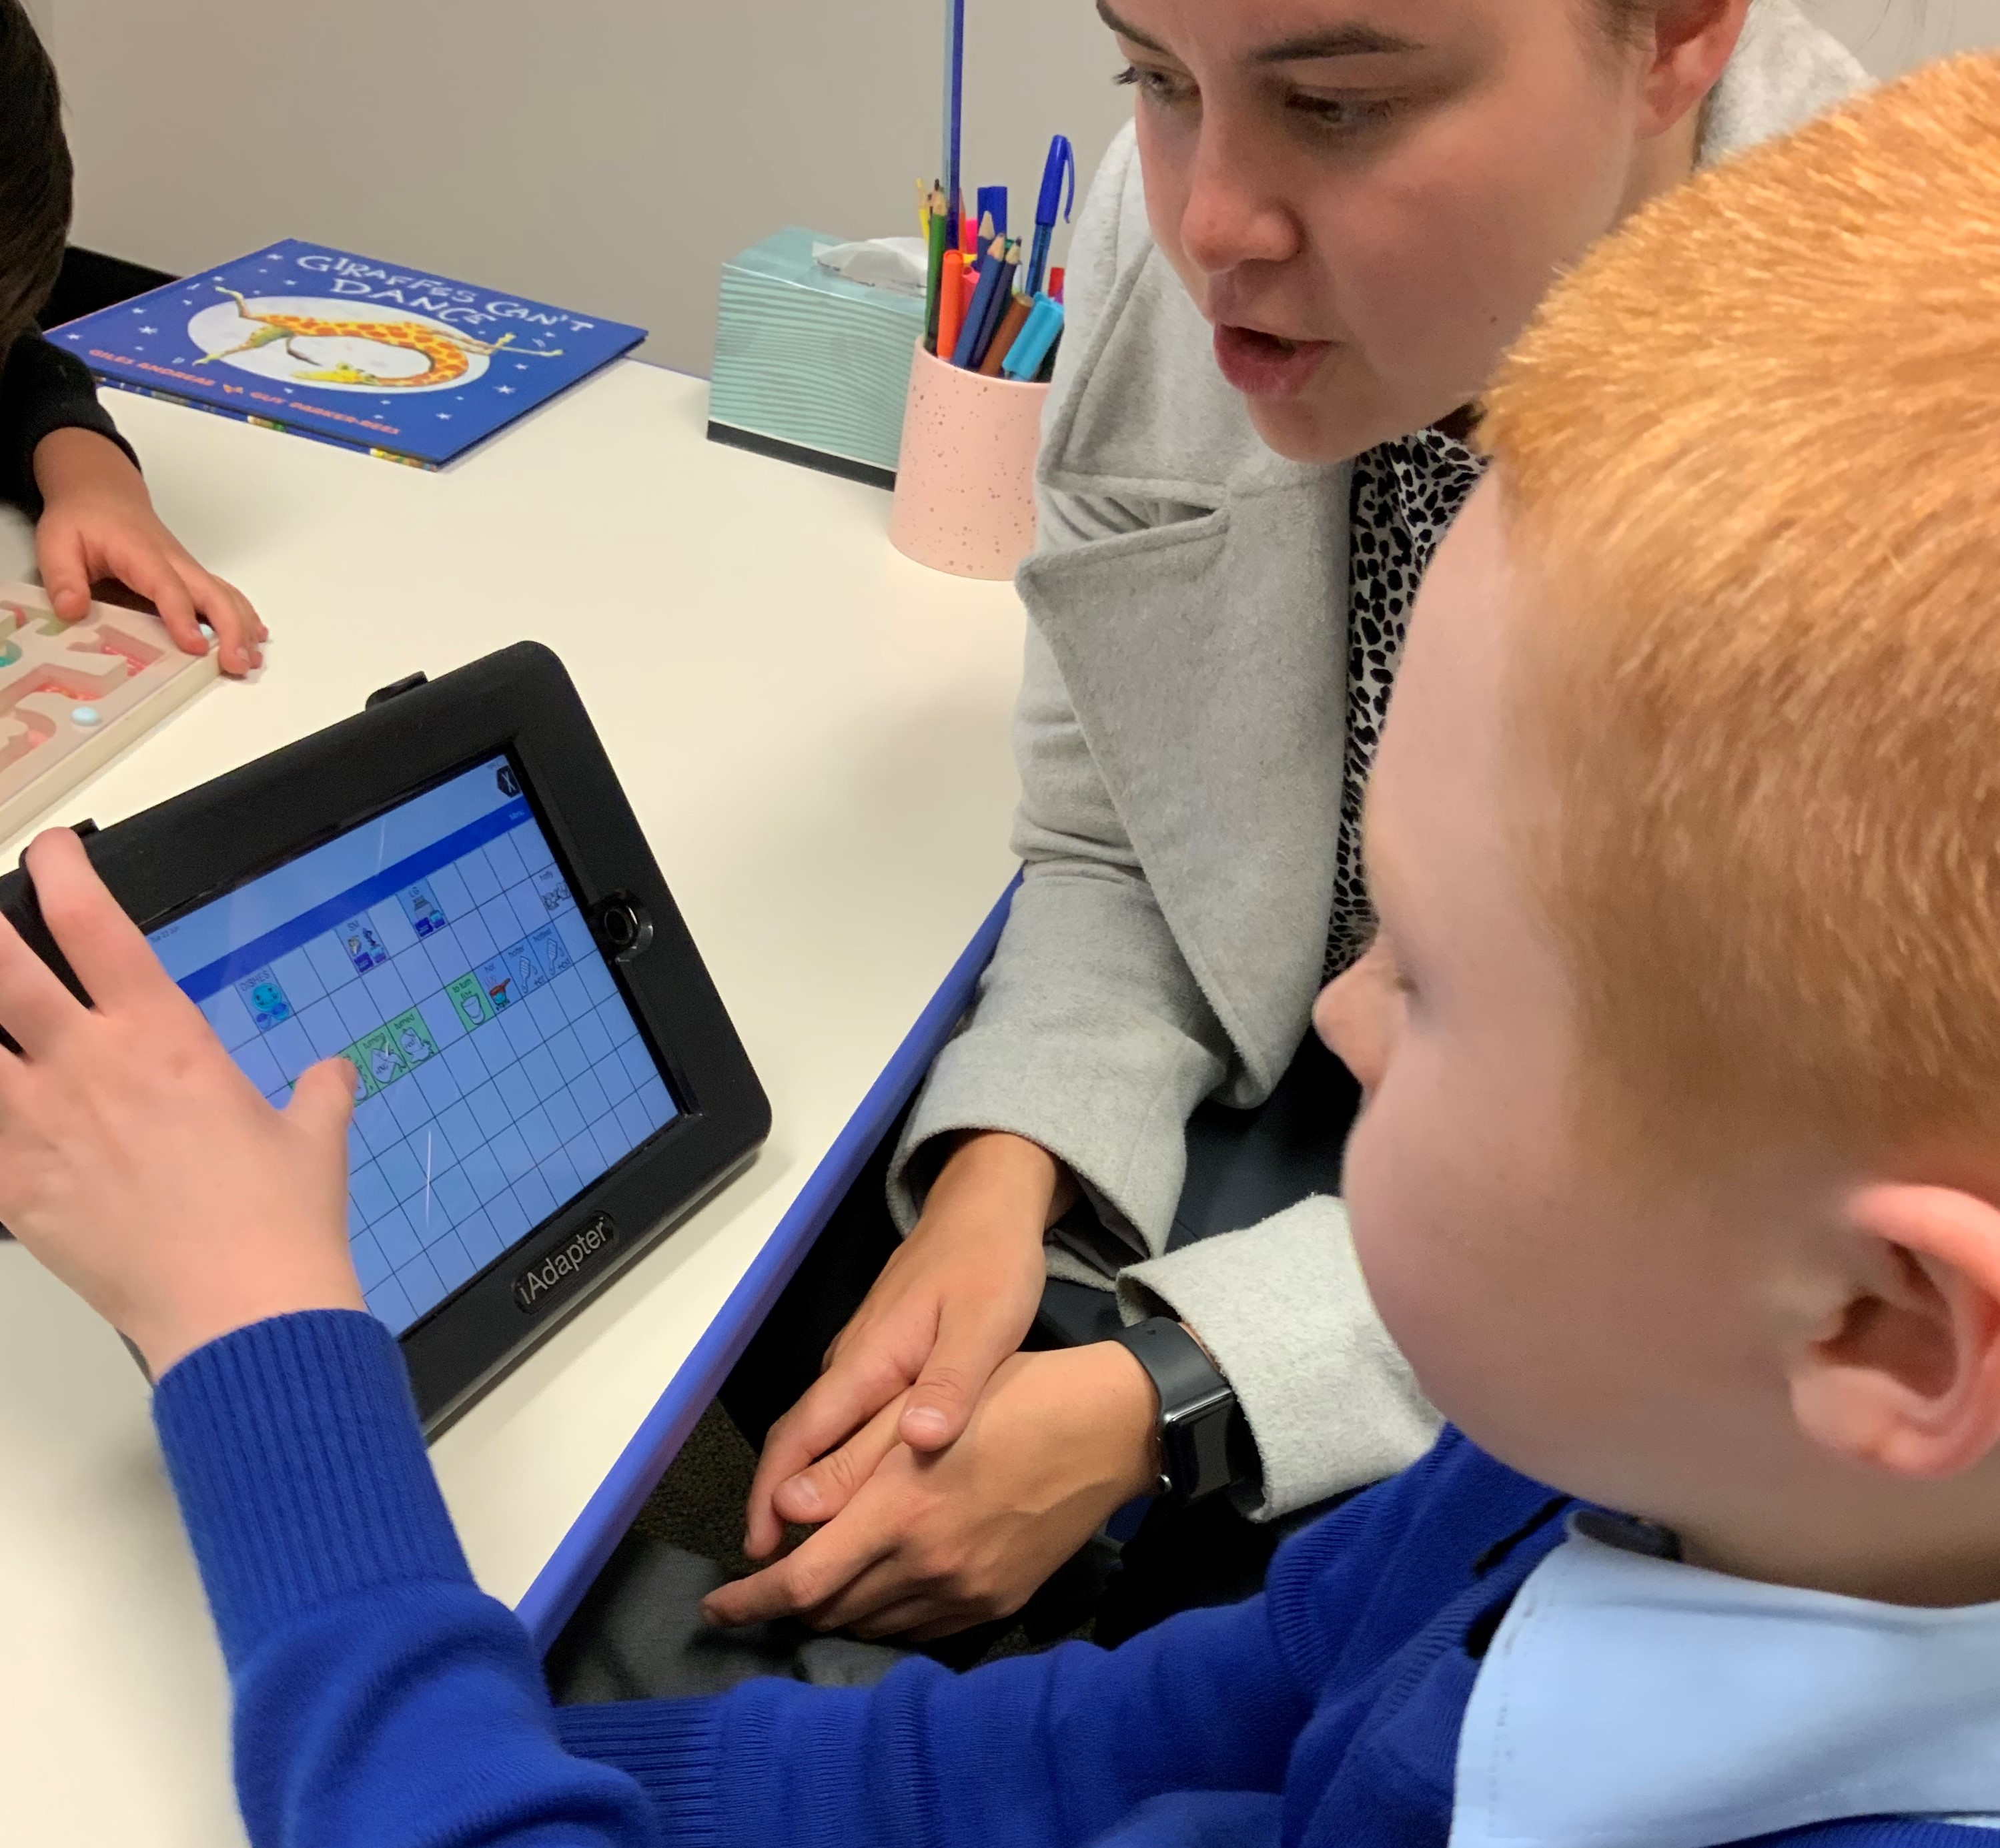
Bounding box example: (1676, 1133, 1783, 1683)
(1109, 0, 1716, 460)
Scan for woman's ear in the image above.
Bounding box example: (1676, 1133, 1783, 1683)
(1790, 1184, 2000, 1481)
(1636, 0, 1752, 139)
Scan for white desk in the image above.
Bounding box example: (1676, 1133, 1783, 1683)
(0, 363, 1025, 1847)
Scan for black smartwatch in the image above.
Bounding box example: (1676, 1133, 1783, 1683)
(1110, 1317, 1258, 1504)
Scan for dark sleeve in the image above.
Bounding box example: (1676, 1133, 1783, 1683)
(0, 327, 139, 514)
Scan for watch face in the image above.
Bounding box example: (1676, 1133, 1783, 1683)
(1163, 1392, 1241, 1502)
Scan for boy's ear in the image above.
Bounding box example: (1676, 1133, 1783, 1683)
(1636, 0, 1752, 141)
(1790, 1184, 2000, 1481)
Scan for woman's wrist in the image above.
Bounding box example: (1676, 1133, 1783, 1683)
(931, 1129, 1074, 1238)
(1085, 1338, 1166, 1500)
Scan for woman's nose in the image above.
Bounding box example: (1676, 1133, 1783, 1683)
(1176, 129, 1302, 278)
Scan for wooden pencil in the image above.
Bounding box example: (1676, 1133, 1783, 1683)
(977, 294, 1033, 377)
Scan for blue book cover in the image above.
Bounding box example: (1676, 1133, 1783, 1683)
(53, 240, 647, 468)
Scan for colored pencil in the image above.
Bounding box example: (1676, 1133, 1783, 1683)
(935, 251, 968, 362)
(967, 238, 1021, 370)
(923, 185, 948, 352)
(953, 233, 1011, 368)
(977, 294, 1033, 376)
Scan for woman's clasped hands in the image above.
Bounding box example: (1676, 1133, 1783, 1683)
(703, 1131, 1161, 1641)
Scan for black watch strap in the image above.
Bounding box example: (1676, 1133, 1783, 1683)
(1110, 1316, 1252, 1504)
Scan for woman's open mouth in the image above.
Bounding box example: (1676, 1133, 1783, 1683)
(1213, 324, 1334, 399)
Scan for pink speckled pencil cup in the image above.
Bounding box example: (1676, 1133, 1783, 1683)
(889, 341, 1049, 582)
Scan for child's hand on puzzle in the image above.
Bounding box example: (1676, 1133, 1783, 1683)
(0, 828, 361, 1377)
(31, 428, 267, 678)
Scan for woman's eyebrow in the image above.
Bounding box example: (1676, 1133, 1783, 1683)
(1094, 2, 1421, 65)
(1249, 23, 1426, 63)
(1095, 1, 1171, 55)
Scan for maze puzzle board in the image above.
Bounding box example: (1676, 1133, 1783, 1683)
(0, 581, 219, 843)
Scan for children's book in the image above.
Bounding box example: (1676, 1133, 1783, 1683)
(52, 240, 647, 468)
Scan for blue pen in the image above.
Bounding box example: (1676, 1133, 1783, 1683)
(977, 185, 1008, 238)
(1025, 135, 1076, 298)
(1001, 296, 1065, 380)
(943, 0, 965, 242)
(953, 234, 1011, 368)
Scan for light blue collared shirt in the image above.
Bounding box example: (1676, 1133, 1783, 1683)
(1452, 1517, 2000, 1848)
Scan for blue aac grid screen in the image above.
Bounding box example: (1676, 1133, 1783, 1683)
(146, 755, 679, 1336)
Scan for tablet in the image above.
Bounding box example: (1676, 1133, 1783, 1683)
(0, 643, 769, 1432)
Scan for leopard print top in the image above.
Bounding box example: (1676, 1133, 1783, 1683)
(1326, 428, 1488, 977)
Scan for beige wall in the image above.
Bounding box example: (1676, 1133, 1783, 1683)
(42, 0, 2000, 378)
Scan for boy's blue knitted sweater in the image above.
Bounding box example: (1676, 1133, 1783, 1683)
(152, 1310, 1973, 1848)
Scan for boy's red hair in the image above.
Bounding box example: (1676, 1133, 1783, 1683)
(1480, 53, 2000, 1165)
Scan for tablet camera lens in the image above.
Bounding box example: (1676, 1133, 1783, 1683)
(596, 895, 653, 962)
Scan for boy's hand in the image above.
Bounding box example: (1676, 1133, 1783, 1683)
(706, 1344, 1160, 1641)
(31, 427, 266, 676)
(0, 829, 360, 1377)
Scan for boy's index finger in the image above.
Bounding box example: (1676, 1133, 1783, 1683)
(21, 829, 175, 1017)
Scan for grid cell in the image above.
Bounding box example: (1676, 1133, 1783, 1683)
(518, 1105, 560, 1165)
(568, 1067, 612, 1127)
(350, 1162, 398, 1222)
(484, 831, 527, 887)
(303, 931, 360, 995)
(513, 1169, 557, 1226)
(429, 1231, 477, 1292)
(455, 1208, 502, 1265)
(366, 1273, 414, 1330)
(231, 1035, 286, 1098)
(270, 944, 326, 1008)
(199, 985, 260, 1051)
(487, 1188, 532, 1248)
(464, 1081, 511, 1141)
(462, 1144, 509, 1206)
(490, 1126, 534, 1185)
(432, 1166, 480, 1228)
(615, 1091, 658, 1150)
(351, 1230, 390, 1292)
(376, 1141, 426, 1204)
(296, 995, 353, 1059)
(398, 1252, 447, 1318)
(372, 1205, 421, 1270)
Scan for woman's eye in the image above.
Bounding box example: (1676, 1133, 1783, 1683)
(1115, 62, 1195, 108)
(1290, 94, 1399, 135)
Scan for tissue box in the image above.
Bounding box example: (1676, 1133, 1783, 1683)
(708, 227, 925, 488)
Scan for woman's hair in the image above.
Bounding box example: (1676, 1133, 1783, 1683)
(0, 0, 69, 353)
(1479, 51, 2000, 1170)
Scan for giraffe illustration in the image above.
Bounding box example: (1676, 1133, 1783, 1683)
(192, 287, 563, 388)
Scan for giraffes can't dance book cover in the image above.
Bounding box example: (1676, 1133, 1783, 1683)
(54, 240, 647, 468)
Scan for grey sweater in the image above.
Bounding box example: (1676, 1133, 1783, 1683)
(889, 1, 1866, 1520)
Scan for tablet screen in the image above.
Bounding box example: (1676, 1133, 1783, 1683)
(146, 755, 680, 1335)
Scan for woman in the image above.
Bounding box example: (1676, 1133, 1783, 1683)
(707, 0, 1866, 1644)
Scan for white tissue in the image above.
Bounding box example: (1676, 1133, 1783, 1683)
(812, 237, 929, 297)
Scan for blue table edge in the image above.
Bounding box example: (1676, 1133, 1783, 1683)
(514, 872, 1021, 1651)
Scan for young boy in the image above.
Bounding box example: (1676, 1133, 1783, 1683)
(5, 48, 2000, 1848)
(0, 0, 262, 674)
